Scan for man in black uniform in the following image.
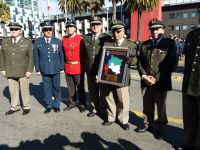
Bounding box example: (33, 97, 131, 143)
(179, 8, 200, 150)
(137, 19, 177, 139)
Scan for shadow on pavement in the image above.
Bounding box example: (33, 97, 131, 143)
(0, 132, 142, 150)
(2, 86, 10, 102)
(129, 112, 184, 149)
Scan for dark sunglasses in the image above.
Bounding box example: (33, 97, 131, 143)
(43, 28, 53, 32)
(112, 29, 123, 34)
(10, 28, 20, 31)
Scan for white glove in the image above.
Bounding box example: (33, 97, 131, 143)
(26, 72, 32, 78)
(1, 71, 5, 77)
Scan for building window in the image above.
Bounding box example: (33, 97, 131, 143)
(183, 12, 189, 18)
(169, 13, 175, 19)
(182, 25, 189, 30)
(176, 13, 182, 19)
(191, 11, 197, 17)
(175, 25, 180, 30)
(168, 25, 174, 30)
(190, 24, 196, 29)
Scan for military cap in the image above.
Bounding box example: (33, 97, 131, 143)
(110, 19, 125, 30)
(40, 21, 53, 28)
(148, 19, 165, 29)
(90, 16, 102, 24)
(65, 19, 77, 28)
(8, 22, 22, 29)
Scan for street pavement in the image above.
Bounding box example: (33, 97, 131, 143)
(0, 65, 184, 150)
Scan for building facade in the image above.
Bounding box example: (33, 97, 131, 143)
(0, 0, 44, 38)
(162, 1, 200, 39)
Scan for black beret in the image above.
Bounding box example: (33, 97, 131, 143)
(65, 19, 77, 28)
(110, 19, 125, 30)
(40, 21, 53, 28)
(8, 22, 22, 29)
(148, 19, 165, 29)
(90, 16, 102, 24)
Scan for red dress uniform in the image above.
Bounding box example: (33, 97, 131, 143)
(63, 34, 82, 74)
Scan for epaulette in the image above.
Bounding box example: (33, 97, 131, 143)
(128, 39, 136, 43)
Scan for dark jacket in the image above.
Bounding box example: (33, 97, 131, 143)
(0, 37, 34, 78)
(137, 37, 177, 91)
(182, 28, 200, 97)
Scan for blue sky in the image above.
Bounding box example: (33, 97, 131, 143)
(40, 0, 112, 15)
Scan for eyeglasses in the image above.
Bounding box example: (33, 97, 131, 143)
(112, 29, 123, 34)
(43, 28, 53, 32)
(91, 23, 101, 26)
(10, 28, 20, 31)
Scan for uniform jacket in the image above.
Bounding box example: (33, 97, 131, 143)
(63, 34, 82, 74)
(182, 28, 200, 97)
(0, 37, 34, 78)
(34, 37, 64, 75)
(137, 37, 177, 91)
(82, 32, 111, 78)
(104, 38, 137, 86)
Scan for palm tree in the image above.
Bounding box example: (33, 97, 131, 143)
(0, 2, 11, 36)
(58, 0, 82, 19)
(109, 0, 119, 20)
(0, 2, 11, 23)
(81, 0, 104, 17)
(126, 0, 160, 41)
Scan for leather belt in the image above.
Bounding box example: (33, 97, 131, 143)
(66, 60, 79, 64)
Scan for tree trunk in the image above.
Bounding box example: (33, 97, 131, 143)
(137, 6, 142, 41)
(112, 0, 116, 20)
(120, 0, 123, 21)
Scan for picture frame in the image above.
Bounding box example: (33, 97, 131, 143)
(97, 46, 131, 87)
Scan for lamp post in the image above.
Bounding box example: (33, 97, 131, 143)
(106, 8, 109, 34)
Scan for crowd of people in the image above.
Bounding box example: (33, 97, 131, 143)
(0, 11, 200, 150)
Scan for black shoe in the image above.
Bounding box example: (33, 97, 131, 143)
(63, 103, 76, 111)
(22, 109, 31, 115)
(121, 124, 129, 130)
(5, 109, 20, 115)
(53, 107, 60, 113)
(44, 108, 52, 114)
(154, 129, 163, 140)
(78, 105, 86, 113)
(87, 112, 96, 117)
(102, 121, 113, 126)
(135, 125, 153, 133)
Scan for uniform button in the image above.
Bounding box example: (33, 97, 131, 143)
(13, 53, 14, 55)
(48, 55, 50, 57)
(192, 69, 195, 71)
(48, 52, 50, 53)
(49, 59, 51, 61)
(151, 59, 153, 62)
(197, 46, 200, 49)
(12, 62, 14, 63)
(195, 54, 198, 56)
(48, 48, 49, 49)
(193, 62, 197, 64)
(151, 65, 153, 67)
(93, 47, 95, 49)
(152, 54, 154, 56)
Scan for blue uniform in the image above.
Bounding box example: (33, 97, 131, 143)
(34, 37, 64, 109)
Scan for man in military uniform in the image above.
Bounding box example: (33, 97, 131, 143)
(62, 19, 86, 113)
(136, 19, 177, 139)
(82, 16, 111, 117)
(0, 22, 34, 115)
(34, 22, 64, 114)
(100, 20, 137, 130)
(179, 8, 200, 150)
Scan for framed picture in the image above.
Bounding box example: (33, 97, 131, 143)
(97, 46, 130, 87)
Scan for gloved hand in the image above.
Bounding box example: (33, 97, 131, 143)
(1, 71, 5, 77)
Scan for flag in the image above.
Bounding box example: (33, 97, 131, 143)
(47, 0, 51, 11)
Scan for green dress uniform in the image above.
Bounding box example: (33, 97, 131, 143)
(101, 38, 137, 126)
(82, 32, 111, 114)
(137, 36, 177, 128)
(182, 28, 200, 149)
(0, 36, 34, 111)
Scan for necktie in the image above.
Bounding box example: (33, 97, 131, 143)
(46, 39, 49, 44)
(92, 35, 96, 42)
(13, 38, 16, 44)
